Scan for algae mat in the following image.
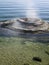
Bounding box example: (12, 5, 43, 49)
(0, 37, 49, 65)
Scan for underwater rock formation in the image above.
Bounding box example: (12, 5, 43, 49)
(32, 57, 42, 62)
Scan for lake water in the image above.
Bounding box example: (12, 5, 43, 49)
(0, 0, 49, 21)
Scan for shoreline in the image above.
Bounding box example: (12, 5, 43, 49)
(0, 18, 49, 42)
(0, 18, 49, 36)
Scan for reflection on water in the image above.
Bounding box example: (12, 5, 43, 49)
(0, 0, 49, 21)
(25, 0, 39, 18)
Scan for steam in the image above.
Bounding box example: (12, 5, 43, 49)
(25, 0, 39, 18)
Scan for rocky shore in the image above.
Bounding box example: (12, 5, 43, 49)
(0, 18, 49, 42)
(0, 18, 49, 32)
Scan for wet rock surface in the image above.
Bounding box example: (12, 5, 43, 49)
(0, 18, 49, 42)
(0, 18, 49, 31)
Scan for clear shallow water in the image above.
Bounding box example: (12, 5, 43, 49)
(0, 0, 49, 21)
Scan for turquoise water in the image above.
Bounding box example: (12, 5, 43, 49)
(0, 0, 49, 21)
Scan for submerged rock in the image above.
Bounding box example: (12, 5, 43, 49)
(45, 51, 49, 55)
(32, 57, 42, 62)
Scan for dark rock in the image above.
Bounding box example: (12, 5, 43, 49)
(45, 51, 49, 55)
(1, 22, 13, 28)
(32, 57, 42, 62)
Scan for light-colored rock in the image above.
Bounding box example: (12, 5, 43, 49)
(0, 18, 49, 31)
